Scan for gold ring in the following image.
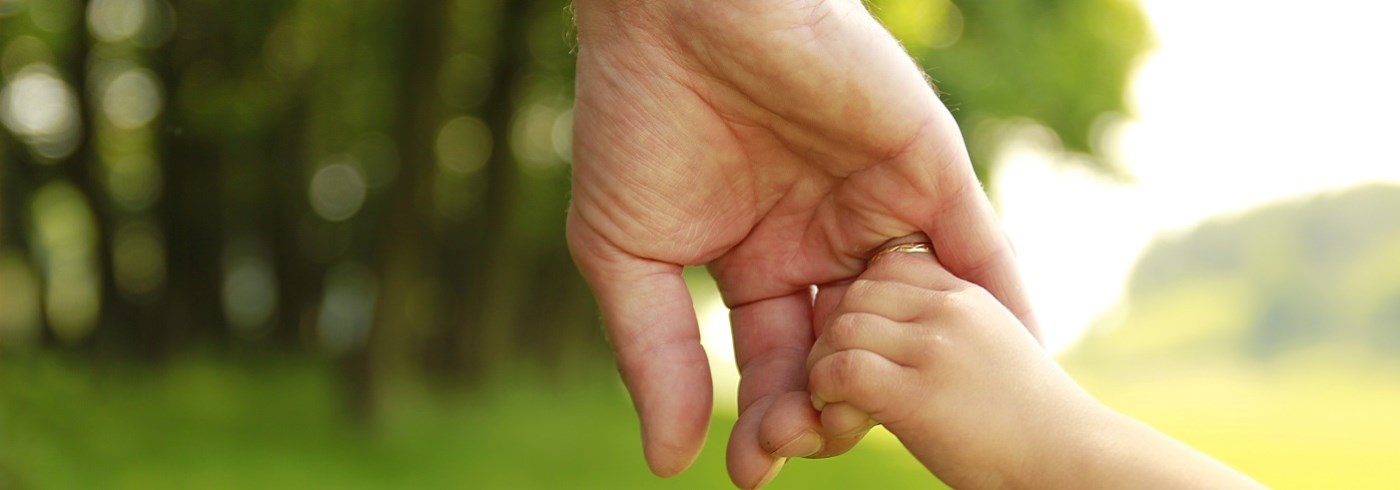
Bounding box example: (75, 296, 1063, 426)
(868, 242, 934, 265)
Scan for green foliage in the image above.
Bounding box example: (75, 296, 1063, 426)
(874, 0, 1153, 177)
(0, 0, 1151, 364)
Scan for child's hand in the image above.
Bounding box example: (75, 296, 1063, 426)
(803, 239, 1265, 489)
(805, 242, 1108, 488)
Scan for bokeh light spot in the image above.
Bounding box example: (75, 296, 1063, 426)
(113, 220, 165, 300)
(221, 237, 278, 339)
(510, 102, 565, 172)
(551, 108, 573, 163)
(2, 66, 71, 133)
(101, 67, 163, 129)
(106, 154, 163, 211)
(87, 0, 147, 43)
(316, 262, 377, 356)
(0, 250, 43, 349)
(29, 181, 101, 342)
(308, 159, 367, 222)
(435, 116, 491, 175)
(1, 63, 81, 159)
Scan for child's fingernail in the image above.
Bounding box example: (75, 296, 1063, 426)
(810, 393, 826, 411)
(772, 430, 823, 458)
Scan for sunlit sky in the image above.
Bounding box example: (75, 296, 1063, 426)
(998, 0, 1400, 352)
(699, 0, 1400, 408)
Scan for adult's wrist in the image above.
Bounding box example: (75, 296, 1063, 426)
(572, 0, 669, 39)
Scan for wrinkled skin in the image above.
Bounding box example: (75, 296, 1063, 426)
(566, 0, 1038, 487)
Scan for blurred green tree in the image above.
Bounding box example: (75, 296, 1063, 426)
(0, 0, 1149, 414)
(1080, 184, 1400, 361)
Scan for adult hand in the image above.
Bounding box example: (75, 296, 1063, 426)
(566, 0, 1037, 487)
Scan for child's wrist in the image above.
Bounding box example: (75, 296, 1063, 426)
(1020, 404, 1251, 489)
(1006, 396, 1124, 488)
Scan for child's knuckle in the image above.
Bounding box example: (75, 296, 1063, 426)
(827, 350, 867, 390)
(844, 279, 882, 305)
(930, 286, 985, 321)
(825, 313, 866, 347)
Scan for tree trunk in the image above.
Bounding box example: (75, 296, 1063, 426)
(57, 12, 150, 359)
(151, 0, 231, 355)
(351, 0, 453, 422)
(450, 0, 535, 381)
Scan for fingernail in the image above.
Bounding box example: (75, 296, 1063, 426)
(752, 457, 787, 489)
(833, 417, 878, 439)
(772, 430, 824, 458)
(810, 393, 826, 411)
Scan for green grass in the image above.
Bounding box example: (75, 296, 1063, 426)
(0, 355, 939, 489)
(5, 351, 1394, 488)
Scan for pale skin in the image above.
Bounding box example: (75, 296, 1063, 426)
(568, 0, 1036, 487)
(807, 241, 1266, 489)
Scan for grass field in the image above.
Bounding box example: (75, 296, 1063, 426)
(3, 352, 1395, 489)
(0, 355, 938, 489)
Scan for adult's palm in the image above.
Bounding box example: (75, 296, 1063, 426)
(567, 0, 1036, 487)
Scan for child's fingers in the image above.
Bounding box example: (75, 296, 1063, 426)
(838, 279, 944, 322)
(808, 312, 922, 371)
(864, 242, 968, 292)
(808, 349, 916, 424)
(758, 392, 869, 459)
(751, 396, 874, 461)
(820, 402, 878, 440)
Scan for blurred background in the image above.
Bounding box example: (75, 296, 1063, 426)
(0, 0, 1396, 488)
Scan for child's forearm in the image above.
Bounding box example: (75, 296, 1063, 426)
(1034, 407, 1266, 489)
